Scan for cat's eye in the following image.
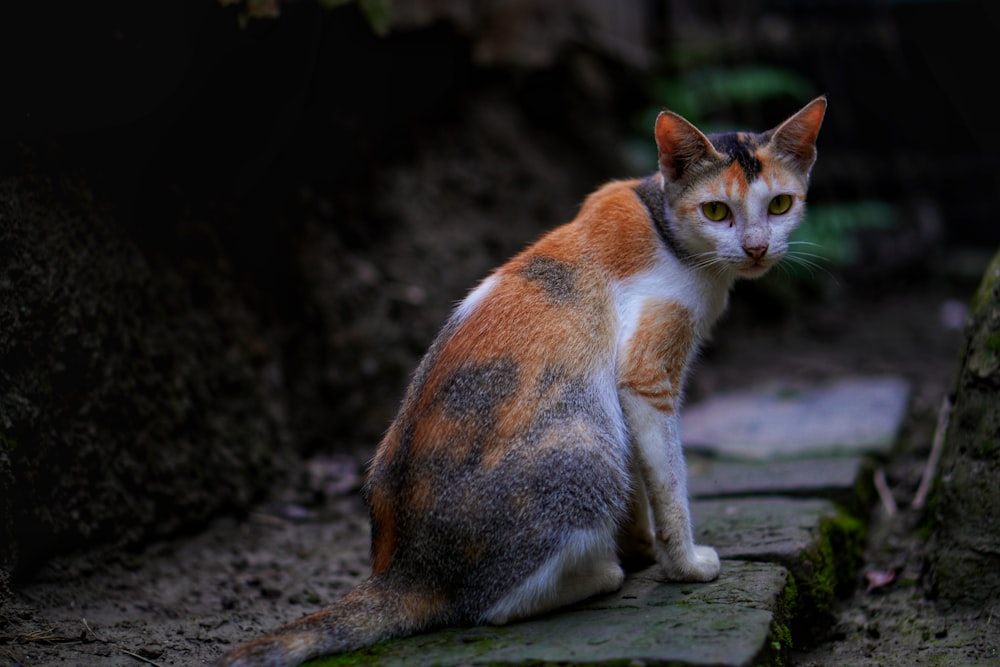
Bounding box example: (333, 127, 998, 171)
(768, 194, 793, 215)
(701, 201, 730, 222)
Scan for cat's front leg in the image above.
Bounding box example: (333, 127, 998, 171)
(619, 391, 720, 582)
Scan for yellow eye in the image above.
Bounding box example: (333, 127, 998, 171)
(768, 194, 793, 215)
(701, 201, 730, 222)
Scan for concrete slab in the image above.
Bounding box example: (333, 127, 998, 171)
(310, 560, 791, 667)
(693, 497, 840, 566)
(687, 455, 873, 509)
(692, 496, 864, 628)
(306, 499, 859, 667)
(681, 376, 910, 460)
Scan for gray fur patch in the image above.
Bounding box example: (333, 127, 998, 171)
(709, 131, 764, 181)
(634, 176, 692, 266)
(521, 255, 577, 303)
(440, 358, 520, 418)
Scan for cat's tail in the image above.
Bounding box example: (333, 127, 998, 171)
(215, 573, 444, 667)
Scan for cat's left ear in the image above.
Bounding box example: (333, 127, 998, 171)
(769, 96, 827, 174)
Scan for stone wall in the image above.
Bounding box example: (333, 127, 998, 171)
(0, 172, 283, 596)
(928, 248, 1000, 606)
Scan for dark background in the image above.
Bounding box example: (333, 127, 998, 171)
(1, 0, 998, 586)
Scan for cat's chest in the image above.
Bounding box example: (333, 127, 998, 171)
(613, 255, 732, 353)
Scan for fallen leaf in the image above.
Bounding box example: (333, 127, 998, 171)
(865, 568, 897, 592)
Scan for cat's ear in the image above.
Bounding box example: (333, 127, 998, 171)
(769, 96, 827, 174)
(655, 110, 719, 183)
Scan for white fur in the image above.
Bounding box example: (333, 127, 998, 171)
(483, 526, 623, 625)
(614, 243, 734, 344)
(609, 241, 734, 584)
(452, 273, 498, 323)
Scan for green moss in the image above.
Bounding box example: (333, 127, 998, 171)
(985, 330, 1000, 353)
(968, 250, 1000, 314)
(823, 511, 866, 598)
(306, 642, 390, 667)
(786, 508, 866, 643)
(847, 458, 877, 518)
(978, 437, 998, 456)
(798, 538, 836, 620)
(757, 573, 799, 667)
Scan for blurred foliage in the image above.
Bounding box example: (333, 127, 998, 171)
(319, 0, 392, 35)
(771, 200, 899, 292)
(219, 0, 392, 34)
(792, 201, 898, 268)
(646, 65, 816, 131)
(627, 64, 817, 171)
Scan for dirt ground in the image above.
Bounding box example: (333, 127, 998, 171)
(1, 267, 997, 666)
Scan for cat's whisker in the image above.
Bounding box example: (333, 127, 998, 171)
(780, 251, 840, 285)
(787, 240, 825, 249)
(691, 256, 730, 278)
(788, 250, 830, 262)
(785, 250, 830, 267)
(688, 250, 730, 272)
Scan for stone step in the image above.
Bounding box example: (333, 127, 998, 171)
(310, 496, 860, 667)
(681, 376, 911, 460)
(310, 560, 792, 667)
(694, 496, 865, 632)
(687, 454, 875, 516)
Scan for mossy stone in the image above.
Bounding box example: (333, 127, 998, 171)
(928, 246, 1000, 606)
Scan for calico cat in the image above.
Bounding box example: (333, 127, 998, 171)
(217, 96, 827, 667)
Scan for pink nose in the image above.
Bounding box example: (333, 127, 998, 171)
(743, 245, 768, 260)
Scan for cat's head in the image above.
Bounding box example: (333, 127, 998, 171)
(654, 97, 826, 279)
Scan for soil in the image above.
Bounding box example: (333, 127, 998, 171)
(2, 268, 997, 666)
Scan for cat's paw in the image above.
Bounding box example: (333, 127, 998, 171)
(658, 544, 721, 582)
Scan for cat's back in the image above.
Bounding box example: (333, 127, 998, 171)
(407, 177, 664, 413)
(364, 179, 661, 578)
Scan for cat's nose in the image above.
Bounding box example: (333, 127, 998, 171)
(743, 244, 769, 260)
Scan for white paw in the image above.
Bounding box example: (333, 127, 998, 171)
(658, 543, 721, 582)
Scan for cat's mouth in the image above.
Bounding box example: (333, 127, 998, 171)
(735, 260, 774, 279)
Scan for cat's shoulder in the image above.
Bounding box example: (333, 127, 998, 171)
(578, 178, 652, 223)
(523, 177, 663, 281)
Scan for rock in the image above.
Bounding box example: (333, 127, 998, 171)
(681, 376, 911, 460)
(693, 497, 865, 629)
(928, 247, 1000, 606)
(0, 174, 282, 590)
(688, 455, 873, 511)
(311, 497, 864, 666)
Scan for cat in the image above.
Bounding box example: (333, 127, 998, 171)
(217, 96, 827, 667)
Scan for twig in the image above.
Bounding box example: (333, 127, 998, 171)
(873, 467, 897, 516)
(81, 617, 102, 641)
(0, 628, 65, 644)
(121, 647, 165, 667)
(913, 396, 952, 510)
(79, 619, 164, 667)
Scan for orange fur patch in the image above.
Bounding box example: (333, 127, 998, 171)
(618, 301, 695, 413)
(368, 480, 397, 574)
(556, 180, 661, 280)
(721, 161, 749, 199)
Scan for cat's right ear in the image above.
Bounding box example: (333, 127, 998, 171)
(655, 111, 718, 183)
